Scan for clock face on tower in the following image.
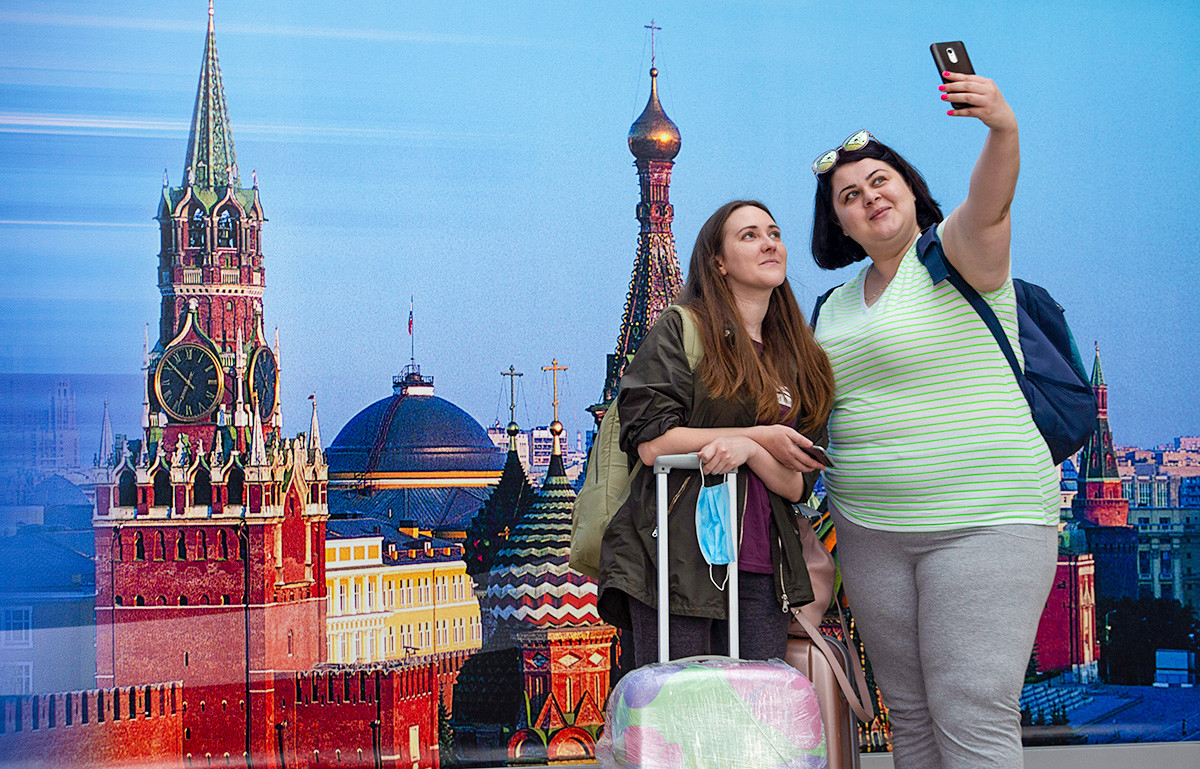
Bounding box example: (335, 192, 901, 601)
(248, 347, 278, 420)
(154, 343, 224, 422)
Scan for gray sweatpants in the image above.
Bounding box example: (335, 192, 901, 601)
(833, 511, 1058, 769)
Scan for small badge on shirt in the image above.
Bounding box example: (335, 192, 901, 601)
(776, 387, 793, 407)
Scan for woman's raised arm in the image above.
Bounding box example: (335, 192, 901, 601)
(940, 71, 1020, 293)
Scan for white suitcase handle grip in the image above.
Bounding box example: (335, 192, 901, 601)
(652, 453, 739, 663)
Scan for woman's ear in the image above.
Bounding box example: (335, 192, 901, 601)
(715, 259, 727, 276)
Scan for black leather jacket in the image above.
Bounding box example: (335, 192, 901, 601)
(596, 309, 823, 629)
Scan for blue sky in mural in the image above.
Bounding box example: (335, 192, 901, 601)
(1, 0, 1197, 448)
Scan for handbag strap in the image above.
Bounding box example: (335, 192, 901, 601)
(790, 603, 875, 723)
(917, 226, 1024, 384)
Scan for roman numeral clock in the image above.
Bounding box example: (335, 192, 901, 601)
(154, 342, 225, 421)
(248, 346, 277, 420)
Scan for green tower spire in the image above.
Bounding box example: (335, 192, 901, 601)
(183, 1, 239, 189)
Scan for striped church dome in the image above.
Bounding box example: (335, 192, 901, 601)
(484, 425, 600, 633)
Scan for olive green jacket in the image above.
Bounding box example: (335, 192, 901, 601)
(596, 310, 824, 629)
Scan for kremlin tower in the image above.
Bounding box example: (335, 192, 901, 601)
(1071, 344, 1138, 601)
(90, 4, 330, 763)
(591, 32, 684, 422)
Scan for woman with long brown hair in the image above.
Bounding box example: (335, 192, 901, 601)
(597, 200, 835, 665)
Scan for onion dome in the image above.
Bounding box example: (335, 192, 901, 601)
(628, 68, 681, 160)
(484, 421, 600, 634)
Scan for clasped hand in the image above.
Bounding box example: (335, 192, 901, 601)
(697, 424, 825, 476)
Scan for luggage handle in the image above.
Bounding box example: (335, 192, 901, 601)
(654, 453, 739, 663)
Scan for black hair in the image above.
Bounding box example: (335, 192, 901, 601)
(810, 138, 944, 270)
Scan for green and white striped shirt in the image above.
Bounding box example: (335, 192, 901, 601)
(814, 230, 1059, 531)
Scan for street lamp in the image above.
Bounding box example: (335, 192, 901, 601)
(1103, 609, 1117, 683)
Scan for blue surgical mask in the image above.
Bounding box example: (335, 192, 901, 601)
(696, 477, 735, 590)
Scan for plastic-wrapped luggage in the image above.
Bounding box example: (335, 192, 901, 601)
(596, 453, 830, 769)
(598, 656, 828, 768)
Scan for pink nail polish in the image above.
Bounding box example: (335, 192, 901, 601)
(940, 94, 948, 100)
(947, 109, 954, 116)
(938, 84, 946, 91)
(942, 70, 950, 77)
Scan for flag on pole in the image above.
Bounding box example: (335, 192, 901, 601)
(408, 295, 413, 335)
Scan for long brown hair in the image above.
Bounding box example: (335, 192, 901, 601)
(678, 200, 834, 433)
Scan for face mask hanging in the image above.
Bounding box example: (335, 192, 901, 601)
(695, 474, 736, 590)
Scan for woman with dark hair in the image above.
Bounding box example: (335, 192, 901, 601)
(597, 200, 835, 665)
(809, 73, 1059, 768)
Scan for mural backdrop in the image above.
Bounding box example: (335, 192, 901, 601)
(0, 1, 1197, 767)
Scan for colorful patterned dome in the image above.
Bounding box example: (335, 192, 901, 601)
(484, 429, 600, 633)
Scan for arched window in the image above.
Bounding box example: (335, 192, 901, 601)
(219, 530, 229, 560)
(114, 595, 124, 606)
(227, 467, 244, 505)
(188, 208, 206, 248)
(194, 468, 212, 507)
(155, 596, 166, 606)
(216, 210, 237, 248)
(118, 470, 137, 507)
(134, 532, 146, 561)
(179, 596, 188, 605)
(199, 594, 209, 605)
(176, 531, 187, 560)
(155, 531, 167, 561)
(153, 469, 171, 508)
(112, 532, 123, 561)
(197, 530, 208, 560)
(135, 595, 145, 606)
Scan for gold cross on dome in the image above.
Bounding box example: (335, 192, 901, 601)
(645, 20, 661, 67)
(501, 365, 523, 424)
(542, 359, 568, 423)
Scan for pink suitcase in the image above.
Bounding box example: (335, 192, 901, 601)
(596, 454, 830, 769)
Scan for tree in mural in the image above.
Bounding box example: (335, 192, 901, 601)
(1099, 596, 1200, 685)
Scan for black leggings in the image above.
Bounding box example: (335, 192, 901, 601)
(627, 571, 790, 668)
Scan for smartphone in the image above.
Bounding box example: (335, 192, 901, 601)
(801, 444, 833, 468)
(930, 41, 974, 110)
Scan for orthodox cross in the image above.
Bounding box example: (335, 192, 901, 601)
(645, 20, 661, 67)
(501, 365, 523, 424)
(542, 359, 568, 423)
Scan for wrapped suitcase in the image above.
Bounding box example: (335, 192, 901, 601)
(785, 503, 874, 769)
(786, 628, 862, 769)
(596, 453, 830, 769)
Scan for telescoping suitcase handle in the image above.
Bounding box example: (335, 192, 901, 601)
(653, 453, 739, 663)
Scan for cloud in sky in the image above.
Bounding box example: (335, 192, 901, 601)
(0, 11, 544, 48)
(0, 112, 515, 146)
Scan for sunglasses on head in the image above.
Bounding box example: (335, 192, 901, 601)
(811, 129, 876, 176)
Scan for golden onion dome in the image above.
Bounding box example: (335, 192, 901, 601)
(628, 67, 681, 160)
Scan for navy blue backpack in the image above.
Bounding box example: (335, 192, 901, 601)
(812, 225, 1097, 465)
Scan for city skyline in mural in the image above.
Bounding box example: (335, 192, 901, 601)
(1, 2, 1198, 767)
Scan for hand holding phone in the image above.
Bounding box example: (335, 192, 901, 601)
(800, 444, 833, 468)
(930, 41, 974, 110)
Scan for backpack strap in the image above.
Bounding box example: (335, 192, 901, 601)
(810, 286, 840, 328)
(916, 225, 1024, 384)
(664, 304, 705, 370)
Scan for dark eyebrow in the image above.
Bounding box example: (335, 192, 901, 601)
(837, 167, 888, 199)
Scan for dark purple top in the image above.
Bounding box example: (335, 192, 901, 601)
(738, 344, 791, 575)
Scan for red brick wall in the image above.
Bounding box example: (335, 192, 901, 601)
(1034, 555, 1098, 674)
(278, 666, 439, 769)
(0, 684, 183, 769)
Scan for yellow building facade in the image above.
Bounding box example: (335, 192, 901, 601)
(325, 534, 482, 664)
